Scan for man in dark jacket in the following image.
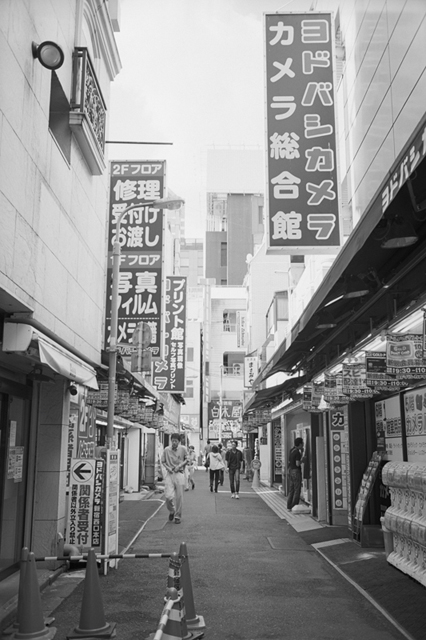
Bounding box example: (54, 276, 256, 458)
(225, 440, 243, 499)
(287, 437, 305, 510)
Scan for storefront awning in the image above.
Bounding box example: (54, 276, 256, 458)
(244, 375, 306, 414)
(256, 114, 426, 383)
(2, 322, 99, 389)
(121, 358, 160, 400)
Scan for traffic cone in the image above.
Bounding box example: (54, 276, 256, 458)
(67, 549, 116, 639)
(178, 543, 205, 631)
(164, 554, 204, 640)
(11, 551, 56, 640)
(251, 468, 260, 488)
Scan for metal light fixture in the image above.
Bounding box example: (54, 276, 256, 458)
(315, 311, 338, 329)
(68, 384, 78, 396)
(342, 275, 370, 299)
(32, 41, 64, 70)
(381, 216, 418, 249)
(106, 195, 185, 447)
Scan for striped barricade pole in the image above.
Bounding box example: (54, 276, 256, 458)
(146, 588, 179, 640)
(34, 553, 173, 562)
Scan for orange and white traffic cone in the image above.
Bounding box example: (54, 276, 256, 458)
(11, 551, 56, 640)
(67, 549, 116, 639)
(178, 543, 205, 632)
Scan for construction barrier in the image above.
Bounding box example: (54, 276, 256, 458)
(67, 549, 116, 639)
(35, 553, 172, 562)
(11, 549, 57, 640)
(178, 543, 205, 632)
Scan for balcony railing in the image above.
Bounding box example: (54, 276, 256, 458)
(222, 365, 242, 377)
(70, 47, 107, 175)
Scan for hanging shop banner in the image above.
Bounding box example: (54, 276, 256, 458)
(105, 161, 166, 356)
(236, 311, 247, 348)
(365, 351, 409, 391)
(242, 408, 272, 431)
(386, 333, 426, 379)
(342, 361, 375, 399)
(324, 372, 347, 406)
(153, 276, 187, 392)
(302, 382, 324, 411)
(66, 458, 104, 551)
(244, 355, 258, 388)
(264, 12, 340, 254)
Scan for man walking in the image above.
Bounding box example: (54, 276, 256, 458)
(203, 439, 212, 472)
(161, 433, 188, 524)
(287, 437, 305, 510)
(225, 440, 243, 499)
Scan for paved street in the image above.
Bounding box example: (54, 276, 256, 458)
(39, 469, 409, 640)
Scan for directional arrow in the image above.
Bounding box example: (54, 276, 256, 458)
(73, 461, 93, 482)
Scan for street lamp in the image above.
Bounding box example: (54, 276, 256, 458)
(106, 195, 185, 447)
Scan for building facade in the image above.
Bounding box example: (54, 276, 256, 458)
(0, 0, 122, 579)
(244, 0, 426, 561)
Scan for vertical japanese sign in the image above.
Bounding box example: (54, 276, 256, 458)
(66, 458, 104, 551)
(244, 355, 258, 388)
(264, 13, 340, 253)
(105, 161, 166, 356)
(153, 276, 187, 392)
(329, 408, 348, 511)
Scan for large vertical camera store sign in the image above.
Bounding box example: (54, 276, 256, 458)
(105, 161, 166, 356)
(264, 13, 340, 254)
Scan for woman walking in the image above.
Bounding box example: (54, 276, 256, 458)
(187, 445, 197, 489)
(208, 445, 225, 493)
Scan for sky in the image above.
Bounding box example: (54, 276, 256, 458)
(108, 0, 313, 238)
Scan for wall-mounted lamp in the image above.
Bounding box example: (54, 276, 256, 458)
(381, 216, 418, 249)
(68, 384, 78, 396)
(32, 41, 64, 70)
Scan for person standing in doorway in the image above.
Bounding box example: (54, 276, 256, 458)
(225, 440, 243, 499)
(161, 433, 188, 524)
(287, 437, 305, 510)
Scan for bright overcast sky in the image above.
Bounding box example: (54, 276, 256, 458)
(108, 0, 312, 237)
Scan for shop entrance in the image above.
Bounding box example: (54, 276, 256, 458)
(0, 388, 30, 579)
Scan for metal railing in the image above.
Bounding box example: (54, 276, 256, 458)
(71, 47, 106, 152)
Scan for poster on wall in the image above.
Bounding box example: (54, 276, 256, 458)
(374, 395, 403, 461)
(403, 387, 426, 463)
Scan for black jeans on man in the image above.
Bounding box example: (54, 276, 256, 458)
(287, 468, 302, 509)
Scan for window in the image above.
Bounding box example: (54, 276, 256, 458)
(223, 311, 236, 332)
(258, 205, 264, 225)
(49, 72, 72, 161)
(276, 292, 288, 321)
(221, 279, 228, 285)
(220, 242, 227, 267)
(187, 347, 194, 362)
(185, 379, 194, 398)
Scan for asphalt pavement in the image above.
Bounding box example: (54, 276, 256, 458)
(13, 469, 426, 640)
